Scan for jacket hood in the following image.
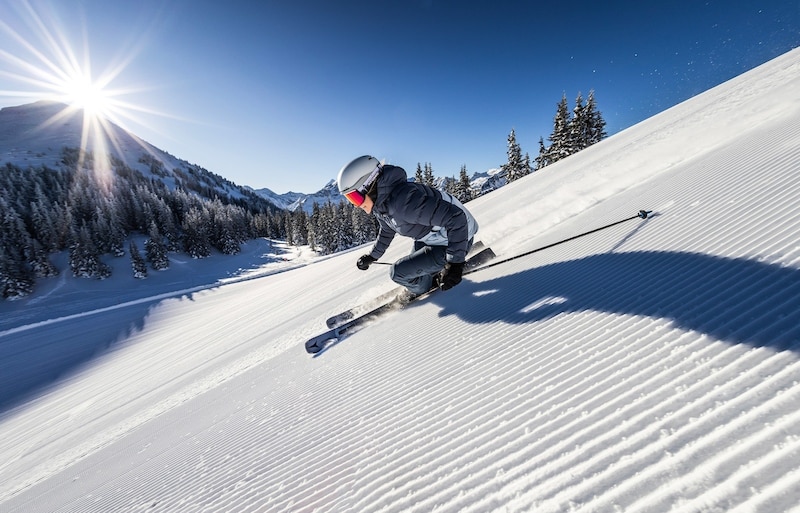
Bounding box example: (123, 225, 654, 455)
(374, 165, 408, 210)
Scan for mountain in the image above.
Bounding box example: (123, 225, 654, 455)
(0, 100, 279, 209)
(1, 48, 799, 512)
(253, 179, 342, 213)
(256, 169, 507, 213)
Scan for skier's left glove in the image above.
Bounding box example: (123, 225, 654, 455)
(440, 262, 464, 290)
(356, 254, 376, 271)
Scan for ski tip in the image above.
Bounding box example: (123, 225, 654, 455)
(305, 336, 335, 354)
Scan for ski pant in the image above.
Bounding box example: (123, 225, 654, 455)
(390, 239, 472, 295)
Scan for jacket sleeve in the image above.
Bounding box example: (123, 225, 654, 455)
(434, 199, 470, 263)
(368, 216, 396, 260)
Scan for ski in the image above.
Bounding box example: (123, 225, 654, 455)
(306, 246, 496, 355)
(325, 245, 495, 329)
(305, 294, 413, 355)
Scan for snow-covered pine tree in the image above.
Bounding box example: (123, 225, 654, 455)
(584, 90, 607, 146)
(535, 136, 549, 170)
(30, 240, 58, 278)
(93, 204, 125, 257)
(31, 185, 59, 252)
(314, 202, 338, 255)
(569, 92, 586, 153)
(182, 207, 211, 258)
(335, 201, 355, 251)
(455, 165, 474, 203)
(502, 128, 526, 182)
(144, 221, 169, 270)
(523, 152, 532, 179)
(351, 203, 377, 245)
(290, 208, 309, 246)
(130, 240, 148, 279)
(0, 244, 33, 299)
(69, 222, 111, 279)
(547, 94, 572, 164)
(423, 163, 435, 187)
(0, 201, 35, 298)
(307, 203, 320, 252)
(443, 176, 456, 195)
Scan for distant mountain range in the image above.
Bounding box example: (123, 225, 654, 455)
(252, 169, 507, 213)
(0, 101, 504, 212)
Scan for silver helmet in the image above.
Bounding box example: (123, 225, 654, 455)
(337, 155, 382, 206)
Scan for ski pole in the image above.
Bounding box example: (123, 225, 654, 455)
(464, 209, 652, 275)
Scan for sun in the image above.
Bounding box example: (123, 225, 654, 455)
(62, 72, 112, 117)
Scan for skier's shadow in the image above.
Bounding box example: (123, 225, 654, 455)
(433, 251, 800, 352)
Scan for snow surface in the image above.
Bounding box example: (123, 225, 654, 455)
(1, 48, 800, 512)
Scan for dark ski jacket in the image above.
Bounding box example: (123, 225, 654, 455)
(367, 165, 478, 264)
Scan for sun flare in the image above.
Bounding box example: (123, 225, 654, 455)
(0, 1, 166, 179)
(62, 72, 112, 117)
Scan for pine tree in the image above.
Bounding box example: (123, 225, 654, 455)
(145, 221, 169, 270)
(502, 128, 526, 182)
(522, 152, 532, 178)
(547, 94, 572, 164)
(443, 176, 456, 195)
(30, 240, 58, 278)
(130, 240, 148, 279)
(290, 209, 309, 246)
(182, 207, 211, 258)
(584, 90, 607, 146)
(0, 200, 35, 298)
(315, 202, 337, 255)
(535, 137, 549, 170)
(423, 163, 435, 187)
(569, 92, 586, 153)
(455, 165, 474, 203)
(0, 244, 34, 299)
(415, 163, 424, 183)
(69, 223, 111, 279)
(31, 185, 58, 252)
(307, 203, 321, 251)
(284, 212, 294, 246)
(335, 201, 354, 251)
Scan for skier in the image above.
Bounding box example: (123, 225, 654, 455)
(337, 155, 479, 298)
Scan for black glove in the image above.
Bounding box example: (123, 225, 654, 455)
(440, 262, 464, 290)
(356, 254, 377, 270)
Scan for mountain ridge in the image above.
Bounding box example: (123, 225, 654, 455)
(0, 100, 275, 209)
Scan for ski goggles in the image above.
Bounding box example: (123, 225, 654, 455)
(342, 164, 381, 207)
(343, 188, 369, 207)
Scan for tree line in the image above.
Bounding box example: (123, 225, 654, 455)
(0, 150, 288, 299)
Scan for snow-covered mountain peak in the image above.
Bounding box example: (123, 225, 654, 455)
(0, 100, 167, 174)
(0, 100, 276, 207)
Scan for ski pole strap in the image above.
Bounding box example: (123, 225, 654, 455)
(464, 210, 652, 276)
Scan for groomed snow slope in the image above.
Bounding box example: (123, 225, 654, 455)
(1, 48, 799, 512)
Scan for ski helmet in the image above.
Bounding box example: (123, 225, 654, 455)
(337, 155, 382, 207)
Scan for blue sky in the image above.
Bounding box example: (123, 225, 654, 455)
(0, 0, 797, 193)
